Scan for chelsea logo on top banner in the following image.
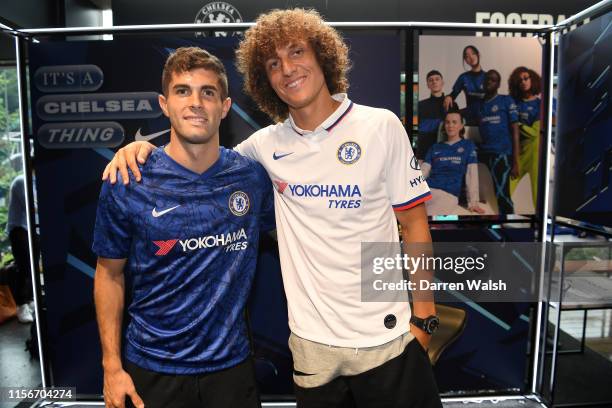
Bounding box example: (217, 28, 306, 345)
(195, 2, 243, 37)
(229, 191, 250, 216)
(337, 141, 362, 165)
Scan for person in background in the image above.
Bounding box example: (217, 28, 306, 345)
(478, 69, 520, 215)
(508, 66, 542, 208)
(422, 110, 484, 215)
(443, 45, 486, 125)
(6, 174, 35, 323)
(417, 70, 458, 160)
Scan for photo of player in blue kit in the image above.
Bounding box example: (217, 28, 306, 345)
(443, 45, 486, 125)
(417, 70, 458, 160)
(422, 110, 485, 215)
(509, 66, 542, 209)
(478, 69, 520, 215)
(92, 47, 274, 408)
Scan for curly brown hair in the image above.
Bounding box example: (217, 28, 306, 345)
(508, 66, 542, 100)
(162, 47, 228, 99)
(235, 8, 350, 122)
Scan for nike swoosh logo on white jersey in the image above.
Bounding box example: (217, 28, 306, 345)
(273, 152, 294, 160)
(135, 128, 171, 142)
(152, 205, 181, 218)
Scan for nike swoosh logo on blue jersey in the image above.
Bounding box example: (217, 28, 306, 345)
(135, 128, 170, 142)
(273, 152, 294, 160)
(152, 205, 181, 218)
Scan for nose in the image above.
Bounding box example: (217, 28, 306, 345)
(189, 92, 204, 109)
(281, 58, 296, 76)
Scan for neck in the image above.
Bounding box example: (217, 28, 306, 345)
(485, 91, 497, 100)
(289, 89, 341, 131)
(165, 131, 219, 174)
(431, 91, 443, 98)
(470, 65, 481, 73)
(447, 134, 461, 143)
(523, 94, 537, 101)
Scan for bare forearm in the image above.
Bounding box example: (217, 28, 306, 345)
(94, 267, 125, 371)
(398, 207, 436, 317)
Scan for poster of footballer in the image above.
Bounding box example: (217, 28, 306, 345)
(417, 35, 543, 217)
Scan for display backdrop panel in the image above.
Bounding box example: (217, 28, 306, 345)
(555, 12, 612, 229)
(28, 33, 400, 396)
(417, 36, 543, 218)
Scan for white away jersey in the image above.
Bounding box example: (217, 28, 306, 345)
(235, 94, 431, 347)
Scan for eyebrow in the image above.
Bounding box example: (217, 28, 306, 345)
(172, 84, 218, 92)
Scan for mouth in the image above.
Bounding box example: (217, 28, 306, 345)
(184, 116, 208, 125)
(285, 76, 306, 90)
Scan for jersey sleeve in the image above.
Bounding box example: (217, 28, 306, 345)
(254, 162, 275, 232)
(466, 141, 478, 165)
(507, 97, 519, 123)
(424, 144, 434, 165)
(383, 112, 432, 211)
(233, 132, 261, 162)
(450, 74, 463, 99)
(92, 181, 132, 259)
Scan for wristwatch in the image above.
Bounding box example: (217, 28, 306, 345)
(410, 315, 440, 335)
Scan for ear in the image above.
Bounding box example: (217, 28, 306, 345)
(158, 94, 169, 118)
(221, 97, 232, 119)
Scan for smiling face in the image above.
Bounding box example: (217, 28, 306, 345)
(265, 40, 329, 114)
(159, 68, 231, 145)
(444, 112, 463, 139)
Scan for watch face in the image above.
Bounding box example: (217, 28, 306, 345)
(426, 317, 440, 333)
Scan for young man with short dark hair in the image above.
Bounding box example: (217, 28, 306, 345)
(417, 70, 458, 160)
(93, 47, 273, 408)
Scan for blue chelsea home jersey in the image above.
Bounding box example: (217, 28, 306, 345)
(92, 147, 274, 374)
(424, 139, 478, 197)
(516, 97, 541, 127)
(479, 94, 519, 155)
(451, 71, 486, 122)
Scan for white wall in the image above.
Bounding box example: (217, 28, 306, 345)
(418, 36, 543, 106)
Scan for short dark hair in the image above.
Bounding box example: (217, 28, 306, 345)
(162, 47, 229, 99)
(486, 69, 501, 81)
(426, 70, 443, 80)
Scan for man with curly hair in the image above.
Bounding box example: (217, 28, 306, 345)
(104, 9, 441, 407)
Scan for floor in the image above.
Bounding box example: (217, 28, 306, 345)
(560, 309, 612, 361)
(0, 317, 41, 408)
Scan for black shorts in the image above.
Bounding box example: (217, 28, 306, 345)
(294, 340, 442, 408)
(124, 357, 260, 408)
